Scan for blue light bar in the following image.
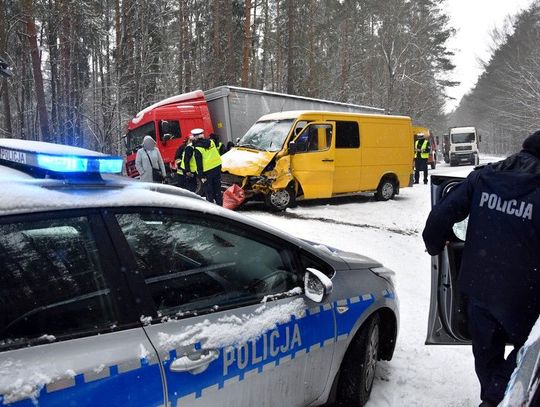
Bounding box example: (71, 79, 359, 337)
(36, 154, 124, 174)
(37, 154, 89, 172)
(0, 141, 125, 177)
(98, 158, 124, 174)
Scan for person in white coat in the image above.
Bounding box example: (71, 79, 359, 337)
(135, 135, 166, 183)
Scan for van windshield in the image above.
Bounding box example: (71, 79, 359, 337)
(451, 132, 475, 144)
(237, 120, 294, 152)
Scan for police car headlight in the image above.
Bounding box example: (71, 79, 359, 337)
(370, 266, 395, 287)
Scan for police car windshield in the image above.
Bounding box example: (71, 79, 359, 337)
(451, 132, 475, 143)
(238, 120, 294, 152)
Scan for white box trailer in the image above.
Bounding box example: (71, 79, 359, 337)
(203, 86, 384, 144)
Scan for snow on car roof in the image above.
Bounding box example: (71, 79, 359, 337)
(258, 110, 410, 121)
(0, 177, 214, 216)
(0, 139, 108, 157)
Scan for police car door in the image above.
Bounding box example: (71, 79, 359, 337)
(426, 175, 471, 344)
(0, 211, 165, 406)
(108, 209, 337, 407)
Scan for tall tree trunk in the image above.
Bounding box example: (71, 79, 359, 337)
(286, 0, 295, 94)
(24, 0, 50, 141)
(241, 0, 252, 87)
(0, 0, 12, 136)
(259, 0, 269, 89)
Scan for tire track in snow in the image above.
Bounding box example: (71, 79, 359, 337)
(275, 211, 419, 236)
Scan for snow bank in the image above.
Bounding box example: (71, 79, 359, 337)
(158, 298, 306, 351)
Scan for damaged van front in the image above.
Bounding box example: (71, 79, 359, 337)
(221, 113, 301, 211)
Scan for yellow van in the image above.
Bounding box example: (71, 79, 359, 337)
(221, 111, 414, 210)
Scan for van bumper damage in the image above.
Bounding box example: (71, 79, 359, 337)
(221, 155, 294, 200)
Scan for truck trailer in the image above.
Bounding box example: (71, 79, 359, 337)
(124, 86, 383, 178)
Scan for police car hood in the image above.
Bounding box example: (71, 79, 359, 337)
(303, 240, 382, 269)
(482, 151, 540, 199)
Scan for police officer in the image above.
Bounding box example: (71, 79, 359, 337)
(193, 129, 223, 205)
(174, 138, 189, 189)
(422, 131, 540, 407)
(177, 132, 199, 193)
(414, 132, 431, 184)
(209, 133, 227, 155)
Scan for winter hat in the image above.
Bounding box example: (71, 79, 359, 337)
(522, 130, 540, 158)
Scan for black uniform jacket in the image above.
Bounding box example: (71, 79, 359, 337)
(423, 151, 540, 314)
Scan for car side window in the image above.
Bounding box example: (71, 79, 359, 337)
(335, 121, 360, 148)
(115, 212, 301, 317)
(0, 216, 120, 349)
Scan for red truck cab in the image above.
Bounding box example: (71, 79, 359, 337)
(125, 90, 214, 178)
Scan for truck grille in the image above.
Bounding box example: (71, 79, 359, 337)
(456, 146, 472, 151)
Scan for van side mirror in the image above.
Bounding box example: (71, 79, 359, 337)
(289, 141, 297, 155)
(478, 135, 482, 142)
(304, 268, 333, 303)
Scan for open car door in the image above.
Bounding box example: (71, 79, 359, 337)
(426, 174, 472, 345)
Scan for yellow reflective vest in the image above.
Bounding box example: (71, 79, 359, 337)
(177, 144, 197, 174)
(196, 140, 222, 172)
(416, 139, 430, 159)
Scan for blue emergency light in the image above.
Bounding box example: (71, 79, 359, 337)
(0, 140, 124, 179)
(36, 154, 124, 174)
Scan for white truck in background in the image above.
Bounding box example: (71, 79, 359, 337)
(444, 126, 480, 166)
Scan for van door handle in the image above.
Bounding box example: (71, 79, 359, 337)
(170, 349, 219, 375)
(321, 159, 334, 162)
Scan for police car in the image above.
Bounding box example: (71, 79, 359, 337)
(0, 139, 399, 407)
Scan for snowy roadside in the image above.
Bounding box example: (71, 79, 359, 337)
(243, 160, 495, 406)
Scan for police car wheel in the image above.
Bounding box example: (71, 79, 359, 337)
(375, 179, 395, 201)
(265, 186, 296, 211)
(337, 314, 380, 406)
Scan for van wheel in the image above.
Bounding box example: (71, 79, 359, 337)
(375, 178, 395, 201)
(337, 314, 380, 406)
(265, 185, 296, 211)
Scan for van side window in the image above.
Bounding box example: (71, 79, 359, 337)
(0, 217, 119, 349)
(296, 123, 333, 153)
(336, 121, 360, 148)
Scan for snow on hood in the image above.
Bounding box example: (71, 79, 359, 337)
(221, 148, 275, 177)
(157, 298, 306, 351)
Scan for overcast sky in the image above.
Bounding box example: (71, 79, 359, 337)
(444, 0, 535, 112)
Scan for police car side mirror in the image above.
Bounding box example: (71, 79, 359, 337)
(304, 268, 333, 303)
(289, 141, 297, 155)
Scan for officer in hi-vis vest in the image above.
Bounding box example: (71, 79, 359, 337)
(414, 133, 431, 184)
(192, 129, 223, 205)
(174, 131, 198, 193)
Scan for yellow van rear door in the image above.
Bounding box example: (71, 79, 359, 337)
(290, 122, 335, 199)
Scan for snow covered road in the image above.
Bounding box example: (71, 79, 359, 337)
(242, 157, 501, 407)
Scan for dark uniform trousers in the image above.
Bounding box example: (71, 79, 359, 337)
(414, 157, 428, 184)
(203, 166, 222, 206)
(468, 298, 537, 404)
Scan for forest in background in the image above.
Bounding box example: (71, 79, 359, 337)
(0, 0, 455, 153)
(451, 0, 540, 155)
